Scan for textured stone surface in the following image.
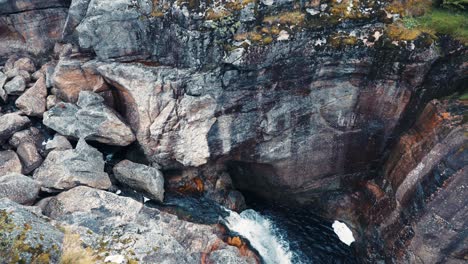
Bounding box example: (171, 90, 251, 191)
(42, 186, 256, 263)
(0, 198, 63, 263)
(13, 58, 36, 73)
(0, 150, 22, 177)
(44, 134, 72, 154)
(16, 142, 43, 174)
(0, 0, 70, 61)
(0, 113, 30, 141)
(8, 127, 43, 149)
(52, 57, 109, 102)
(15, 76, 47, 116)
(113, 160, 165, 202)
(360, 100, 467, 263)
(43, 91, 135, 146)
(4, 76, 26, 94)
(0, 174, 40, 205)
(33, 138, 111, 191)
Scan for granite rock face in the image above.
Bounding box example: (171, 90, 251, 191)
(43, 91, 135, 146)
(0, 0, 70, 61)
(33, 138, 111, 191)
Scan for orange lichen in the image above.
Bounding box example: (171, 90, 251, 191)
(177, 177, 204, 194)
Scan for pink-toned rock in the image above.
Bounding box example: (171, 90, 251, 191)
(53, 58, 109, 102)
(0, 150, 22, 177)
(15, 76, 47, 116)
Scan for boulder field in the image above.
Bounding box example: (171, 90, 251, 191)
(0, 0, 466, 263)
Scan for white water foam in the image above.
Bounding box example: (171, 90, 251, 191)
(224, 209, 293, 264)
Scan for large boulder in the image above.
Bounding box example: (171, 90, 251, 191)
(113, 160, 165, 202)
(41, 186, 256, 263)
(16, 142, 43, 174)
(33, 138, 111, 191)
(15, 76, 47, 117)
(0, 198, 63, 263)
(43, 91, 135, 146)
(0, 174, 40, 205)
(52, 57, 109, 102)
(0, 150, 22, 176)
(0, 113, 30, 141)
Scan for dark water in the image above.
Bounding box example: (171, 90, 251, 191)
(245, 197, 359, 264)
(152, 192, 359, 264)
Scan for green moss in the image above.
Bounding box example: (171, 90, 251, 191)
(414, 9, 468, 44)
(0, 210, 56, 264)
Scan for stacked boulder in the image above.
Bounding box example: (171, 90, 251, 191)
(0, 55, 254, 264)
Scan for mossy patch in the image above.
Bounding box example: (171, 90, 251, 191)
(0, 210, 56, 264)
(263, 11, 305, 26)
(329, 33, 359, 48)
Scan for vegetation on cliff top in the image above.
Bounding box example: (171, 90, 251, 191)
(389, 0, 468, 44)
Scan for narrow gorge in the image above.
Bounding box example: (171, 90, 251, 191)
(0, 0, 466, 263)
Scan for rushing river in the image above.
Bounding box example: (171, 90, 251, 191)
(223, 201, 358, 264)
(158, 194, 358, 264)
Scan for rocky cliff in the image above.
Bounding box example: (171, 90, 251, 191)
(0, 0, 466, 263)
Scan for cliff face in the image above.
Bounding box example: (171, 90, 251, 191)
(360, 99, 467, 263)
(11, 0, 463, 204)
(0, 0, 466, 263)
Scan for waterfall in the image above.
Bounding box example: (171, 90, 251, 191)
(223, 209, 294, 264)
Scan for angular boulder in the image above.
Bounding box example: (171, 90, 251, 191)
(44, 134, 72, 154)
(0, 113, 30, 141)
(8, 127, 43, 148)
(52, 57, 109, 102)
(113, 160, 165, 202)
(15, 76, 47, 117)
(0, 174, 40, 205)
(3, 75, 26, 95)
(33, 138, 111, 191)
(0, 198, 63, 263)
(13, 57, 36, 73)
(43, 91, 135, 146)
(16, 142, 43, 174)
(0, 150, 22, 176)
